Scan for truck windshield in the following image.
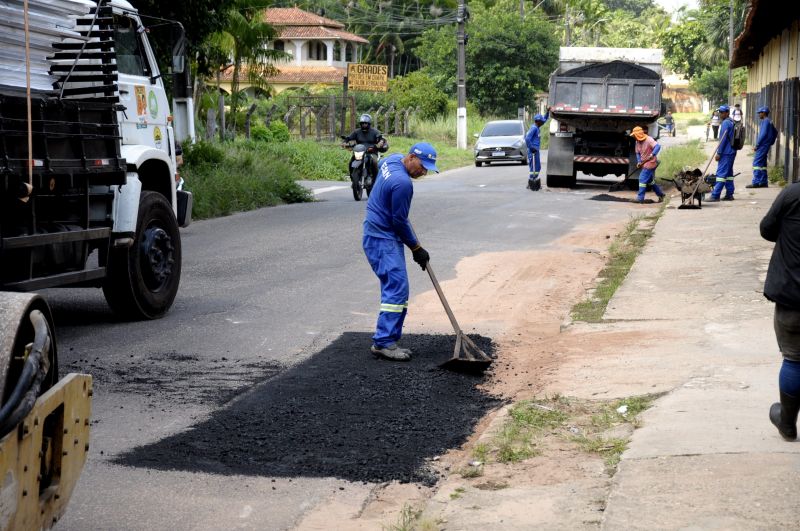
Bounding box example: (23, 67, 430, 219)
(481, 122, 523, 137)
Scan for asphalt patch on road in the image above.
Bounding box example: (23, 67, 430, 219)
(589, 193, 657, 204)
(63, 352, 283, 407)
(116, 332, 502, 485)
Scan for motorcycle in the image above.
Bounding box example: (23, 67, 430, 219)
(341, 138, 380, 201)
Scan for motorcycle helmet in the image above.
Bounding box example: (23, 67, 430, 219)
(359, 114, 372, 131)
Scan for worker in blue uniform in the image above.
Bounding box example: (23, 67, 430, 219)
(746, 106, 778, 188)
(709, 105, 737, 202)
(363, 142, 439, 361)
(524, 107, 550, 191)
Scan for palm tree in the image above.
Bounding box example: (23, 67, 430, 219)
(211, 0, 286, 133)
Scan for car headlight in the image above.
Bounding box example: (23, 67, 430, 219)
(512, 140, 523, 148)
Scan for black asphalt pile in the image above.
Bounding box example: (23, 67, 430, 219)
(116, 332, 502, 485)
(590, 193, 656, 203)
(63, 352, 283, 407)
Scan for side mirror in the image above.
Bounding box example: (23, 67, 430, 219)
(172, 55, 185, 74)
(473, 133, 479, 138)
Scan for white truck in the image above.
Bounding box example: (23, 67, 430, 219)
(0, 0, 193, 526)
(546, 47, 664, 188)
(1, 0, 193, 320)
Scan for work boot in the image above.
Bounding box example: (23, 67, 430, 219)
(706, 196, 720, 202)
(657, 195, 665, 203)
(722, 196, 735, 201)
(769, 391, 800, 441)
(370, 343, 412, 362)
(746, 183, 768, 188)
(528, 178, 541, 191)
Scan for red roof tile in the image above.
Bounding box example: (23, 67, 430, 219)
(277, 26, 368, 44)
(264, 7, 344, 29)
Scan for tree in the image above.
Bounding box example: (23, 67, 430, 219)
(602, 0, 655, 16)
(693, 0, 748, 67)
(415, 1, 559, 116)
(658, 18, 707, 79)
(598, 6, 669, 48)
(389, 71, 448, 119)
(209, 0, 285, 133)
(690, 62, 729, 106)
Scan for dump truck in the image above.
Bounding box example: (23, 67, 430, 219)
(1, 0, 193, 526)
(546, 47, 664, 188)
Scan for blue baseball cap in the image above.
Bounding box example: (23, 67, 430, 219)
(533, 114, 545, 122)
(410, 142, 439, 173)
(757, 106, 770, 114)
(718, 104, 730, 112)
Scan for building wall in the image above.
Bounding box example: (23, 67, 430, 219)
(745, 20, 800, 182)
(663, 87, 704, 112)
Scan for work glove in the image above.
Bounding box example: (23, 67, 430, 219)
(411, 245, 430, 271)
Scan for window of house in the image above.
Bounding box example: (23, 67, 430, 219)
(274, 40, 285, 52)
(113, 16, 151, 77)
(309, 41, 327, 61)
(345, 43, 353, 63)
(334, 41, 342, 62)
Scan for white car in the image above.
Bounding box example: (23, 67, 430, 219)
(474, 120, 528, 167)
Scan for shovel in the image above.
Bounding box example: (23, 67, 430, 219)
(424, 262, 494, 374)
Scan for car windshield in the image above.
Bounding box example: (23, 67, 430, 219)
(481, 122, 523, 137)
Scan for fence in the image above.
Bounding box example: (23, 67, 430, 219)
(745, 77, 800, 183)
(203, 93, 421, 143)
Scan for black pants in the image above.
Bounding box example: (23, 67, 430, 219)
(712, 125, 719, 139)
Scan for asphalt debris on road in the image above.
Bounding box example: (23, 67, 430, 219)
(64, 351, 283, 407)
(116, 332, 502, 485)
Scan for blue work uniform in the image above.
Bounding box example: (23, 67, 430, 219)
(711, 117, 737, 199)
(635, 141, 664, 202)
(752, 117, 778, 186)
(363, 153, 418, 348)
(525, 111, 549, 182)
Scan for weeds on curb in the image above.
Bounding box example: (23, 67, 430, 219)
(769, 165, 786, 187)
(572, 435, 628, 469)
(571, 207, 665, 323)
(383, 504, 422, 531)
(450, 487, 466, 500)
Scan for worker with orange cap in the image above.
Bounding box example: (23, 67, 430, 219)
(630, 126, 665, 203)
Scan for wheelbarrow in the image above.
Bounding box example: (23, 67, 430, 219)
(672, 167, 711, 209)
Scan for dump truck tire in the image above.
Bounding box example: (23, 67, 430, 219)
(103, 191, 182, 320)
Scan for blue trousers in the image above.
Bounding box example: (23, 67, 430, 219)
(711, 154, 736, 199)
(637, 167, 664, 201)
(780, 359, 800, 397)
(363, 235, 409, 348)
(752, 145, 770, 186)
(528, 149, 541, 180)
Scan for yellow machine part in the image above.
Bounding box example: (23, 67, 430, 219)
(0, 373, 92, 531)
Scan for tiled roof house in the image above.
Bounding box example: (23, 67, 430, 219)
(220, 7, 369, 94)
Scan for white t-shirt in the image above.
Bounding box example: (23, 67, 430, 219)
(732, 107, 743, 122)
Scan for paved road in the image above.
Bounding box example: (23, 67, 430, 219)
(50, 153, 638, 530)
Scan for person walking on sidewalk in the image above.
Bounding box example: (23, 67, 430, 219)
(524, 107, 550, 191)
(630, 126, 665, 204)
(709, 110, 721, 140)
(363, 142, 439, 361)
(747, 106, 778, 189)
(760, 184, 800, 440)
(732, 103, 743, 123)
(708, 105, 737, 202)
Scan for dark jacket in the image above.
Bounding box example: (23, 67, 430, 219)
(761, 183, 800, 309)
(344, 127, 386, 150)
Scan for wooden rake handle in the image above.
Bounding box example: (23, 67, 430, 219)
(425, 263, 464, 336)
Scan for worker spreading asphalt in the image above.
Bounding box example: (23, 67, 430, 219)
(117, 332, 501, 485)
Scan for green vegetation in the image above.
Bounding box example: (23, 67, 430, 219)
(656, 140, 707, 181)
(769, 165, 786, 187)
(449, 487, 466, 500)
(183, 141, 314, 219)
(383, 505, 422, 531)
(572, 211, 663, 322)
(492, 400, 569, 464)
(571, 435, 629, 469)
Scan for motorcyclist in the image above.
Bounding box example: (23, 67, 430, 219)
(342, 114, 388, 180)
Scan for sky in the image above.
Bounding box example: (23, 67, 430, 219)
(654, 0, 699, 12)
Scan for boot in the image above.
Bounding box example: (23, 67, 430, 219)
(769, 391, 800, 441)
(528, 178, 541, 191)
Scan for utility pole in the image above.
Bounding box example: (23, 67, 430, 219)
(728, 0, 734, 102)
(565, 5, 571, 46)
(456, 0, 467, 149)
(520, 0, 524, 19)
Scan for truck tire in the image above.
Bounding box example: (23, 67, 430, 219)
(547, 174, 577, 188)
(103, 191, 182, 320)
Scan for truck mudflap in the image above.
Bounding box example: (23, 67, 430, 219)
(546, 134, 576, 177)
(0, 373, 92, 530)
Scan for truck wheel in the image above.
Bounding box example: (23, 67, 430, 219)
(103, 191, 182, 320)
(547, 174, 576, 188)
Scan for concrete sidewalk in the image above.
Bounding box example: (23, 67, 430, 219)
(600, 149, 800, 529)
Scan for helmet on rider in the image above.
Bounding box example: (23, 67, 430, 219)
(359, 114, 372, 131)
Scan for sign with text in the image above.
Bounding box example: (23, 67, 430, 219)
(347, 63, 388, 92)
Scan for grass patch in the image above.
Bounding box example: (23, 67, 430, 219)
(450, 487, 466, 500)
(184, 141, 314, 220)
(458, 465, 484, 478)
(591, 395, 660, 430)
(656, 139, 707, 182)
(488, 399, 569, 464)
(472, 443, 489, 463)
(571, 211, 663, 323)
(572, 435, 629, 469)
(383, 504, 422, 531)
(769, 165, 786, 186)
